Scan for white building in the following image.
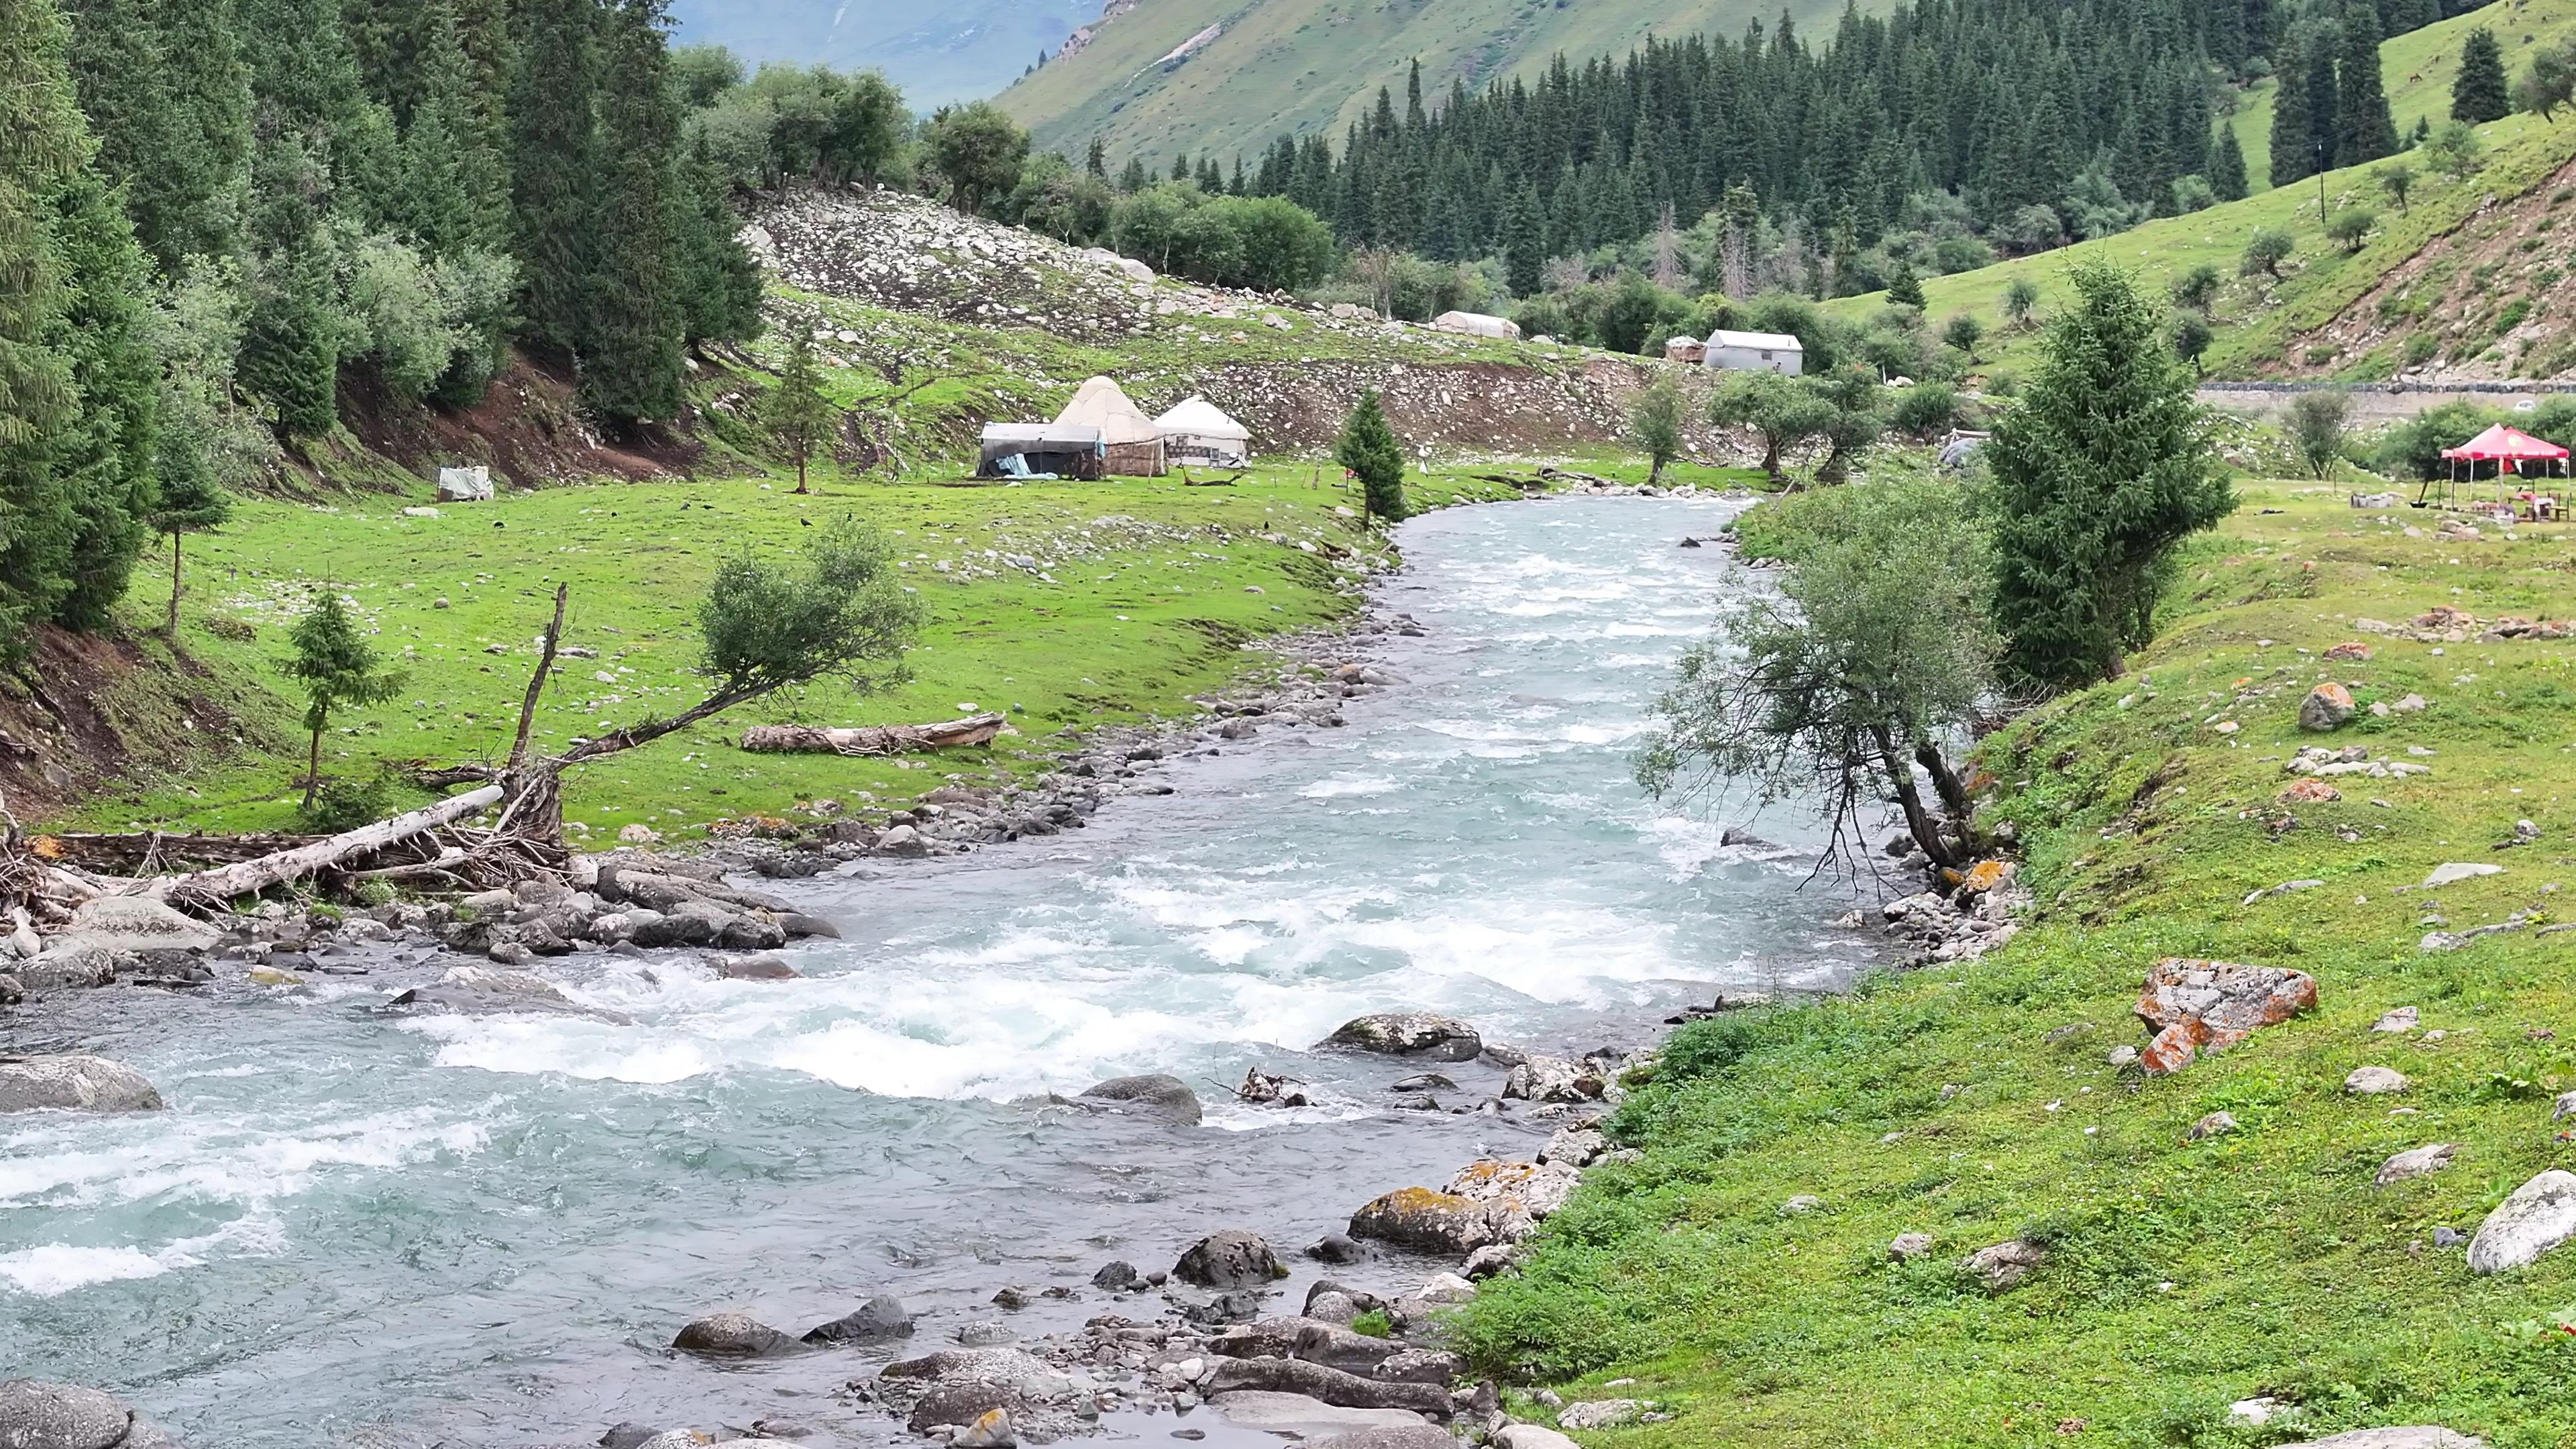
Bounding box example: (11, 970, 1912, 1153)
(1703, 329, 1804, 377)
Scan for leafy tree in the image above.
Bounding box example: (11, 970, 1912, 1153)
(1884, 262, 1924, 308)
(1805, 364, 1887, 485)
(2063, 150, 2146, 238)
(2169, 264, 2222, 312)
(765, 329, 835, 494)
(2209, 125, 2249, 202)
(1985, 261, 2231, 690)
(2324, 206, 2377, 252)
(2453, 26, 2511, 123)
(2377, 159, 2416, 215)
(1710, 368, 1833, 486)
(2002, 276, 2041, 330)
(142, 260, 271, 636)
(2171, 313, 2214, 376)
(2286, 390, 2352, 478)
(2334, 2, 2398, 166)
(283, 589, 405, 810)
(1336, 391, 1407, 526)
(2424, 119, 2485, 178)
(1939, 313, 1985, 358)
(2521, 38, 2576, 123)
(924, 101, 1030, 215)
(1638, 480, 1998, 869)
(2241, 227, 2294, 278)
(1628, 377, 1684, 486)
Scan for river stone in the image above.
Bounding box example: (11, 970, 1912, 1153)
(1963, 1238, 2047, 1290)
(65, 896, 217, 955)
(2345, 1066, 2410, 1095)
(598, 1425, 665, 1449)
(2467, 1169, 2576, 1274)
(1538, 1126, 1605, 1167)
(1078, 1073, 1202, 1125)
(1348, 1187, 1505, 1254)
(1558, 1399, 1643, 1430)
(2287, 1423, 2483, 1433)
(1305, 1280, 1383, 1318)
(18, 943, 122, 991)
(1090, 1260, 1146, 1292)
(802, 1295, 914, 1343)
(1305, 1232, 1366, 1265)
(778, 914, 840, 939)
(1446, 1159, 1581, 1219)
(0, 1379, 180, 1449)
(1319, 1013, 1482, 1061)
(1202, 1358, 1452, 1416)
(0, 1056, 164, 1114)
(1208, 1392, 1428, 1440)
(1501, 1055, 1601, 1104)
(1371, 1348, 1467, 1385)
(670, 1311, 792, 1356)
(2375, 1143, 2458, 1186)
(715, 953, 799, 981)
(905, 1383, 1016, 1436)
(1307, 1428, 1458, 1449)
(1173, 1230, 1283, 1289)
(1210, 1317, 1397, 1374)
(628, 898, 734, 949)
(1495, 1428, 1584, 1449)
(0, 974, 21, 1006)
(952, 1408, 1016, 1448)
(384, 967, 630, 1024)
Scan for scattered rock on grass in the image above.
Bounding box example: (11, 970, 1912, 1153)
(2345, 1066, 2410, 1095)
(2374, 1143, 2458, 1186)
(1888, 1232, 1936, 1260)
(2276, 1430, 2485, 1448)
(2467, 1169, 2576, 1274)
(2189, 1111, 2239, 1140)
(2300, 684, 2357, 731)
(1962, 1238, 2047, 1290)
(1557, 1399, 1644, 1430)
(2422, 863, 2504, 888)
(2373, 1007, 2420, 1034)
(2133, 959, 2318, 1076)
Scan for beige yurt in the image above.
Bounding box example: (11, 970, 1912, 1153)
(1152, 395, 1252, 468)
(1053, 377, 1167, 477)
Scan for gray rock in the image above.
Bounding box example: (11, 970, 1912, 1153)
(0, 1379, 164, 1449)
(802, 1295, 913, 1343)
(64, 896, 217, 955)
(2190, 1111, 2239, 1140)
(1305, 1232, 1366, 1264)
(2345, 1066, 2410, 1095)
(629, 1434, 706, 1449)
(1501, 1055, 1600, 1104)
(953, 1320, 1014, 1346)
(2419, 931, 2467, 954)
(1077, 1073, 1201, 1125)
(2299, 684, 2357, 731)
(1888, 1232, 1936, 1260)
(2287, 1423, 2483, 1433)
(2374, 1143, 2457, 1187)
(952, 1408, 1016, 1447)
(0, 974, 21, 1006)
(670, 1311, 792, 1356)
(2557, 1089, 2576, 1122)
(1558, 1399, 1643, 1430)
(1090, 1260, 1146, 1293)
(628, 898, 734, 949)
(2373, 1007, 2420, 1034)
(18, 943, 121, 991)
(1320, 1013, 1482, 1062)
(906, 1383, 1016, 1436)
(2106, 1045, 2140, 1069)
(716, 953, 800, 981)
(1203, 1358, 1451, 1416)
(1538, 1126, 1605, 1167)
(0, 1056, 164, 1114)
(1305, 1427, 1458, 1449)
(1174, 1229, 1282, 1290)
(1495, 1428, 1583, 1449)
(384, 967, 629, 1024)
(1462, 1244, 1517, 1279)
(2422, 862, 2504, 888)
(1371, 1348, 1466, 1385)
(2467, 1169, 2576, 1274)
(2433, 1226, 2465, 1247)
(1963, 1238, 2046, 1290)
(778, 914, 841, 939)
(1208, 1392, 1428, 1440)
(877, 824, 928, 858)
(597, 1425, 662, 1449)
(1305, 1289, 1362, 1324)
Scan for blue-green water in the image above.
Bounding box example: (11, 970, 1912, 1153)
(1, 498, 1867, 1446)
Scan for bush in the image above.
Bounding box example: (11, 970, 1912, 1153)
(2241, 228, 2294, 278)
(300, 773, 395, 833)
(2324, 207, 2379, 253)
(1890, 382, 1960, 437)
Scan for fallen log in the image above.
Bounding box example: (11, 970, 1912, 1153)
(739, 714, 1008, 757)
(139, 786, 504, 910)
(36, 832, 325, 873)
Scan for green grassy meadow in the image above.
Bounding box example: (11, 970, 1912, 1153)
(1457, 478, 2576, 1446)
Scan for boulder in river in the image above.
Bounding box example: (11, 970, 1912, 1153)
(715, 953, 800, 981)
(1076, 1073, 1202, 1125)
(1446, 1159, 1582, 1220)
(1208, 1391, 1428, 1441)
(384, 967, 631, 1024)
(1307, 1427, 1459, 1449)
(65, 896, 218, 959)
(671, 1311, 793, 1356)
(0, 1056, 164, 1115)
(2467, 1169, 2576, 1274)
(1319, 1014, 1482, 1061)
(1173, 1229, 1283, 1289)
(801, 1295, 914, 1343)
(1348, 1187, 1507, 1255)
(17, 943, 122, 991)
(0, 1379, 184, 1448)
(1500, 1055, 1602, 1103)
(1305, 1232, 1366, 1265)
(1090, 1260, 1146, 1293)
(1203, 1357, 1452, 1417)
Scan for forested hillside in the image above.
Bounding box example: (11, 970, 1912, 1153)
(0, 0, 757, 663)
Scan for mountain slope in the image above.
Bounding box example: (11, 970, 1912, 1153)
(668, 0, 1097, 109)
(994, 0, 1858, 169)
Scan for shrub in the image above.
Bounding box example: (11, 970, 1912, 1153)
(1891, 381, 1960, 437)
(300, 773, 395, 833)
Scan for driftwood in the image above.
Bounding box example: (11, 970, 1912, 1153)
(36, 831, 326, 874)
(739, 713, 1007, 757)
(140, 786, 504, 908)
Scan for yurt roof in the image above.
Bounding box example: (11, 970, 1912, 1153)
(1152, 395, 1251, 441)
(1052, 377, 1163, 446)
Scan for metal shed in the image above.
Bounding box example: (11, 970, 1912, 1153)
(1703, 329, 1804, 377)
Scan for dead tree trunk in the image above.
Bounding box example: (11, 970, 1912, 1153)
(496, 584, 572, 851)
(142, 786, 503, 910)
(739, 714, 1007, 757)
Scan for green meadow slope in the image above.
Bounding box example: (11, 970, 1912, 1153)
(1458, 479, 2576, 1447)
(996, 0, 1857, 168)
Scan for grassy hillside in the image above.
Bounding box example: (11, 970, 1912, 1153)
(2226, 0, 2576, 193)
(1459, 478, 2576, 1446)
(1825, 103, 2576, 384)
(996, 0, 1857, 170)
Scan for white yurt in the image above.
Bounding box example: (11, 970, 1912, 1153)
(1052, 377, 1167, 476)
(1152, 395, 1252, 468)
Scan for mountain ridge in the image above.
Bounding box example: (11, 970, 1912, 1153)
(667, 0, 1100, 110)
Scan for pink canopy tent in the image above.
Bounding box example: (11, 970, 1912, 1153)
(2423, 422, 2571, 513)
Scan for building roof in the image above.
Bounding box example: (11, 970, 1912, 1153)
(1051, 377, 1163, 445)
(1707, 329, 1803, 351)
(1153, 395, 1251, 441)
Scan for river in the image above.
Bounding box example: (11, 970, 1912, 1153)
(1, 496, 1870, 1446)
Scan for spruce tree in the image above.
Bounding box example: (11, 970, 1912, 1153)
(44, 167, 160, 631)
(2304, 27, 2343, 176)
(1886, 261, 1925, 308)
(2335, 2, 2398, 166)
(65, 0, 252, 271)
(1335, 391, 1406, 526)
(765, 329, 834, 494)
(508, 0, 598, 357)
(2269, 31, 2316, 186)
(674, 135, 763, 347)
(2453, 27, 2512, 124)
(0, 0, 89, 655)
(282, 588, 403, 809)
(581, 0, 684, 426)
(1986, 262, 2232, 690)
(1503, 186, 1544, 296)
(2210, 125, 2250, 201)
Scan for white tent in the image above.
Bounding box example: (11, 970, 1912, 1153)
(1432, 311, 1522, 341)
(1153, 395, 1252, 468)
(1053, 376, 1167, 476)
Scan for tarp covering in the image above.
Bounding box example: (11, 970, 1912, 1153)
(2442, 424, 2571, 462)
(1152, 396, 1250, 442)
(978, 423, 1104, 479)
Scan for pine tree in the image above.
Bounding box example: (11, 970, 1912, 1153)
(508, 0, 598, 356)
(44, 167, 160, 631)
(673, 135, 762, 347)
(1335, 391, 1406, 526)
(2270, 30, 2317, 186)
(282, 588, 403, 809)
(1886, 261, 1925, 308)
(1986, 261, 2232, 690)
(151, 464, 231, 637)
(2210, 125, 2250, 201)
(1503, 186, 1544, 296)
(580, 0, 684, 425)
(765, 329, 834, 494)
(0, 0, 90, 655)
(2453, 27, 2511, 124)
(2335, 2, 2398, 166)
